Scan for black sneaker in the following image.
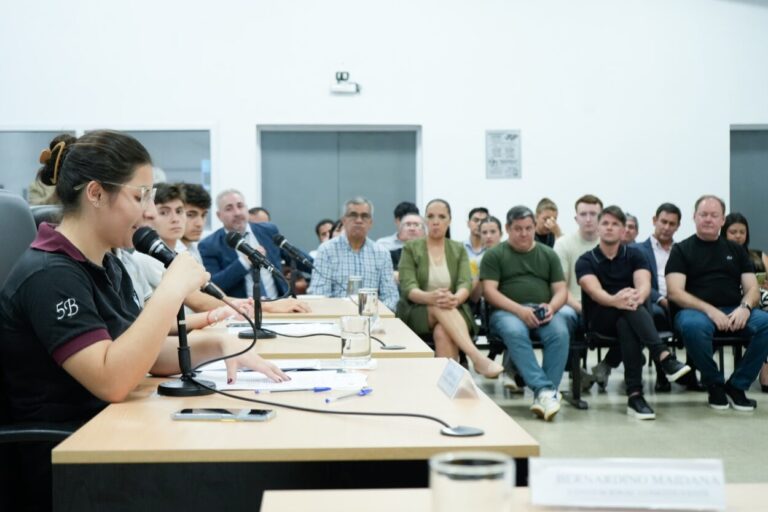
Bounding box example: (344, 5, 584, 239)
(655, 376, 671, 393)
(708, 384, 729, 410)
(659, 355, 691, 382)
(724, 381, 757, 412)
(627, 394, 656, 420)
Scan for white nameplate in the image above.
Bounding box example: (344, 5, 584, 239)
(530, 458, 725, 511)
(437, 359, 477, 399)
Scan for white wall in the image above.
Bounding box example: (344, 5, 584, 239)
(2, 0, 767, 241)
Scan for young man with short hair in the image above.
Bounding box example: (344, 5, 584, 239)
(180, 183, 211, 264)
(577, 205, 690, 420)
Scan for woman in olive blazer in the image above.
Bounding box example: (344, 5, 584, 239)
(397, 199, 503, 378)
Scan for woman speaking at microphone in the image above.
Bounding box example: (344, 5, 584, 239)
(0, 131, 286, 511)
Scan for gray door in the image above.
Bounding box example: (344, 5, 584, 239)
(730, 130, 768, 253)
(260, 130, 417, 252)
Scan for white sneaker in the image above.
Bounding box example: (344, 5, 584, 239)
(530, 390, 560, 421)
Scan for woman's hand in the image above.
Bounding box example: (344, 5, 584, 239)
(434, 288, 459, 309)
(222, 338, 290, 384)
(163, 252, 210, 299)
(266, 298, 311, 313)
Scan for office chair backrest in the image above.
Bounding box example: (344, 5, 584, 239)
(0, 191, 37, 288)
(30, 203, 62, 227)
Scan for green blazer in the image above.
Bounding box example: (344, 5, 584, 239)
(396, 238, 477, 336)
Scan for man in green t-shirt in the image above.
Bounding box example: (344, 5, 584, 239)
(481, 206, 570, 422)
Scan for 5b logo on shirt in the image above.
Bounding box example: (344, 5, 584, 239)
(56, 298, 79, 320)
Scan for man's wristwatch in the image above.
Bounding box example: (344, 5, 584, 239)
(740, 302, 752, 311)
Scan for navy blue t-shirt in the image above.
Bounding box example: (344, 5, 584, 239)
(0, 223, 141, 423)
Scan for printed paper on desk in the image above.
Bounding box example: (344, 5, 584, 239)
(195, 359, 377, 372)
(437, 359, 478, 399)
(226, 322, 338, 336)
(530, 458, 726, 511)
(196, 369, 368, 392)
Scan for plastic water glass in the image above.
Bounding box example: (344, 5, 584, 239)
(429, 451, 514, 512)
(339, 315, 371, 364)
(347, 275, 363, 300)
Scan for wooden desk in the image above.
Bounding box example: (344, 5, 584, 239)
(263, 297, 395, 320)
(230, 318, 433, 359)
(52, 359, 538, 511)
(260, 484, 766, 512)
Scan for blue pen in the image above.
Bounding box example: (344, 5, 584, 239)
(325, 387, 373, 403)
(257, 387, 331, 394)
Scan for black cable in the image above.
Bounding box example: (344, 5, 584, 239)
(188, 376, 452, 429)
(259, 327, 389, 348)
(192, 297, 260, 371)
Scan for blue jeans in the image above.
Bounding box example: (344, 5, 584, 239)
(675, 307, 768, 390)
(490, 308, 570, 394)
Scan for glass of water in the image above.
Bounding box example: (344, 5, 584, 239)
(358, 288, 383, 334)
(346, 275, 362, 300)
(339, 315, 371, 364)
(429, 451, 514, 512)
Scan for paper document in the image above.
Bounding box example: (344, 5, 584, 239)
(196, 369, 368, 391)
(198, 358, 377, 372)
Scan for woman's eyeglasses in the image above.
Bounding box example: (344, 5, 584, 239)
(74, 181, 156, 208)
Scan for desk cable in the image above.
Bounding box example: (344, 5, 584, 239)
(188, 298, 481, 437)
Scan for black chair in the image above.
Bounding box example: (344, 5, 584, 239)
(29, 203, 62, 227)
(481, 301, 589, 409)
(0, 192, 76, 510)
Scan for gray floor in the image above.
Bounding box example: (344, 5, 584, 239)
(471, 348, 768, 483)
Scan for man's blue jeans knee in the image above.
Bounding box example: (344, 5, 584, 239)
(675, 307, 768, 389)
(490, 309, 570, 394)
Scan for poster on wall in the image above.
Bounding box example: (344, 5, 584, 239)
(485, 130, 521, 179)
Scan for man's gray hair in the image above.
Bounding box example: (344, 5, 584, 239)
(343, 196, 374, 217)
(216, 188, 246, 211)
(505, 205, 535, 225)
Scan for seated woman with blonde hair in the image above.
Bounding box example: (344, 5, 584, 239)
(397, 199, 503, 378)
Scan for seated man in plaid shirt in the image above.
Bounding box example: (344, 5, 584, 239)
(309, 196, 399, 311)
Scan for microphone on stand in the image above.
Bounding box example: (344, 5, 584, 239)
(225, 231, 280, 275)
(133, 227, 225, 300)
(272, 234, 314, 269)
(132, 226, 217, 397)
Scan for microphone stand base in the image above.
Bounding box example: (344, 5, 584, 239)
(158, 377, 216, 397)
(440, 425, 484, 437)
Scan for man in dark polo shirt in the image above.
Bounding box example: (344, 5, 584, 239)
(482, 206, 570, 422)
(576, 206, 690, 420)
(667, 195, 768, 411)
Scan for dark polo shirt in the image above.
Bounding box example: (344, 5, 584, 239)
(0, 223, 141, 423)
(575, 244, 651, 320)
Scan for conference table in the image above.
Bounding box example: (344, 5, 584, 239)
(51, 358, 539, 511)
(226, 317, 434, 359)
(260, 484, 767, 512)
(263, 296, 395, 320)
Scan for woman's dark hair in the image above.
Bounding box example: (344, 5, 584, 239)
(722, 212, 751, 248)
(425, 198, 452, 239)
(480, 216, 502, 232)
(37, 130, 152, 215)
(330, 219, 344, 238)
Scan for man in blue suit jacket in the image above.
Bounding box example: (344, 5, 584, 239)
(199, 189, 310, 299)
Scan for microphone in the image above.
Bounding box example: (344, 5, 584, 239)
(225, 231, 279, 275)
(132, 226, 225, 300)
(272, 234, 313, 269)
